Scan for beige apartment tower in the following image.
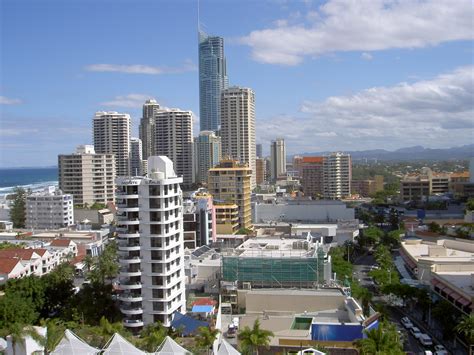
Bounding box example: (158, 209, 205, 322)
(154, 109, 194, 187)
(323, 152, 352, 199)
(270, 138, 286, 181)
(208, 159, 252, 231)
(58, 145, 116, 206)
(93, 111, 131, 177)
(220, 87, 256, 189)
(139, 99, 161, 160)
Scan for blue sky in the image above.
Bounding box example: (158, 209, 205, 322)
(1, 0, 473, 167)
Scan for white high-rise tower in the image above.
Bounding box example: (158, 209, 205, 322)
(220, 86, 256, 188)
(93, 111, 131, 177)
(116, 156, 186, 329)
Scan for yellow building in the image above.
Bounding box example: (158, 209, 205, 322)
(214, 204, 239, 234)
(208, 159, 253, 232)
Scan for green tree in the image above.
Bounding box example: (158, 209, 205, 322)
(455, 314, 474, 346)
(352, 282, 373, 316)
(466, 198, 474, 211)
(195, 326, 220, 355)
(362, 227, 383, 247)
(137, 323, 168, 352)
(0, 323, 46, 355)
(0, 292, 38, 330)
(355, 322, 404, 355)
(238, 319, 274, 355)
(382, 229, 403, 248)
(9, 187, 27, 228)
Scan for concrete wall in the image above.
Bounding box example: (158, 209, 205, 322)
(240, 290, 345, 314)
(254, 202, 354, 223)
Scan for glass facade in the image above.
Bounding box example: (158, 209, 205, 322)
(199, 31, 228, 132)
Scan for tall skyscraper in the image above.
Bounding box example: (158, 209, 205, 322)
(323, 152, 352, 199)
(93, 111, 131, 177)
(194, 131, 221, 184)
(116, 156, 186, 328)
(139, 99, 161, 160)
(199, 31, 228, 132)
(256, 143, 263, 158)
(154, 109, 194, 187)
(58, 145, 116, 206)
(220, 86, 256, 188)
(270, 138, 286, 181)
(130, 137, 143, 176)
(208, 159, 252, 231)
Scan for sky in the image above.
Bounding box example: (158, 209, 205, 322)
(0, 0, 473, 167)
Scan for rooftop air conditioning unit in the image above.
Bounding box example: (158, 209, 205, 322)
(242, 282, 252, 290)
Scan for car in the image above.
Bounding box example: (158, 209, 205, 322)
(434, 345, 448, 355)
(410, 326, 422, 339)
(401, 317, 414, 329)
(419, 334, 433, 346)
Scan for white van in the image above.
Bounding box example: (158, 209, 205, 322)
(419, 334, 433, 346)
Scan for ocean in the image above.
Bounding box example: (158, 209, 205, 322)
(0, 167, 58, 196)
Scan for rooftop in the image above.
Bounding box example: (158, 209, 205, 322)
(434, 271, 474, 297)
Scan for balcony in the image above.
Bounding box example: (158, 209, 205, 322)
(123, 319, 144, 328)
(118, 243, 141, 252)
(119, 268, 142, 277)
(120, 306, 143, 315)
(119, 256, 141, 265)
(118, 293, 143, 302)
(117, 280, 142, 290)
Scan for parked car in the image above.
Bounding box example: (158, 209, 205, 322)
(410, 326, 422, 339)
(401, 317, 414, 329)
(434, 345, 448, 355)
(419, 334, 433, 346)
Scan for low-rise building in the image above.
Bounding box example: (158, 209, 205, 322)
(26, 187, 74, 230)
(400, 238, 474, 315)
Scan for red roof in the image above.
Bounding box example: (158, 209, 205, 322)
(192, 298, 216, 306)
(34, 249, 49, 256)
(0, 249, 37, 260)
(0, 257, 23, 274)
(50, 239, 74, 247)
(302, 156, 323, 164)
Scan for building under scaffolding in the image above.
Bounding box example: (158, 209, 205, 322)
(221, 236, 332, 288)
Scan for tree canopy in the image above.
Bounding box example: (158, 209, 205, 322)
(9, 187, 28, 228)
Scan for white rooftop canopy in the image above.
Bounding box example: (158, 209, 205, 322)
(102, 333, 146, 355)
(156, 336, 191, 355)
(51, 329, 100, 355)
(216, 338, 241, 355)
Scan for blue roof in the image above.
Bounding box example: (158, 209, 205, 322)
(171, 312, 208, 336)
(192, 305, 214, 313)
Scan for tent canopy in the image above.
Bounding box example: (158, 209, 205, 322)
(216, 338, 240, 355)
(102, 333, 146, 355)
(156, 336, 191, 355)
(51, 329, 99, 355)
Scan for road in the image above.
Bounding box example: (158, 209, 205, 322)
(353, 253, 426, 354)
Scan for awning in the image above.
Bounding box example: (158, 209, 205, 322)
(431, 278, 440, 286)
(458, 298, 471, 306)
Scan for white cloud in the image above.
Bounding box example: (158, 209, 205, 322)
(0, 128, 39, 136)
(361, 52, 373, 61)
(257, 66, 474, 153)
(101, 94, 155, 108)
(0, 96, 22, 105)
(85, 60, 197, 74)
(240, 0, 474, 65)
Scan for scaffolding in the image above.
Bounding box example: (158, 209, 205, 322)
(222, 248, 326, 288)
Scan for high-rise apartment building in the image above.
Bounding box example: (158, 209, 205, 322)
(208, 159, 252, 231)
(93, 111, 131, 177)
(58, 145, 116, 206)
(26, 187, 74, 230)
(255, 158, 267, 185)
(301, 157, 324, 198)
(199, 31, 228, 132)
(194, 131, 221, 184)
(220, 87, 256, 188)
(323, 152, 352, 199)
(116, 156, 186, 329)
(183, 190, 215, 248)
(139, 99, 161, 160)
(130, 138, 144, 176)
(154, 109, 194, 187)
(256, 144, 263, 158)
(270, 138, 286, 181)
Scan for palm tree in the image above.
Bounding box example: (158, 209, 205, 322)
(455, 314, 474, 354)
(195, 326, 220, 355)
(238, 319, 274, 355)
(356, 322, 404, 355)
(5, 323, 46, 355)
(138, 323, 168, 352)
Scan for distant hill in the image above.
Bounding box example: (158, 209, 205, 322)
(298, 144, 474, 161)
